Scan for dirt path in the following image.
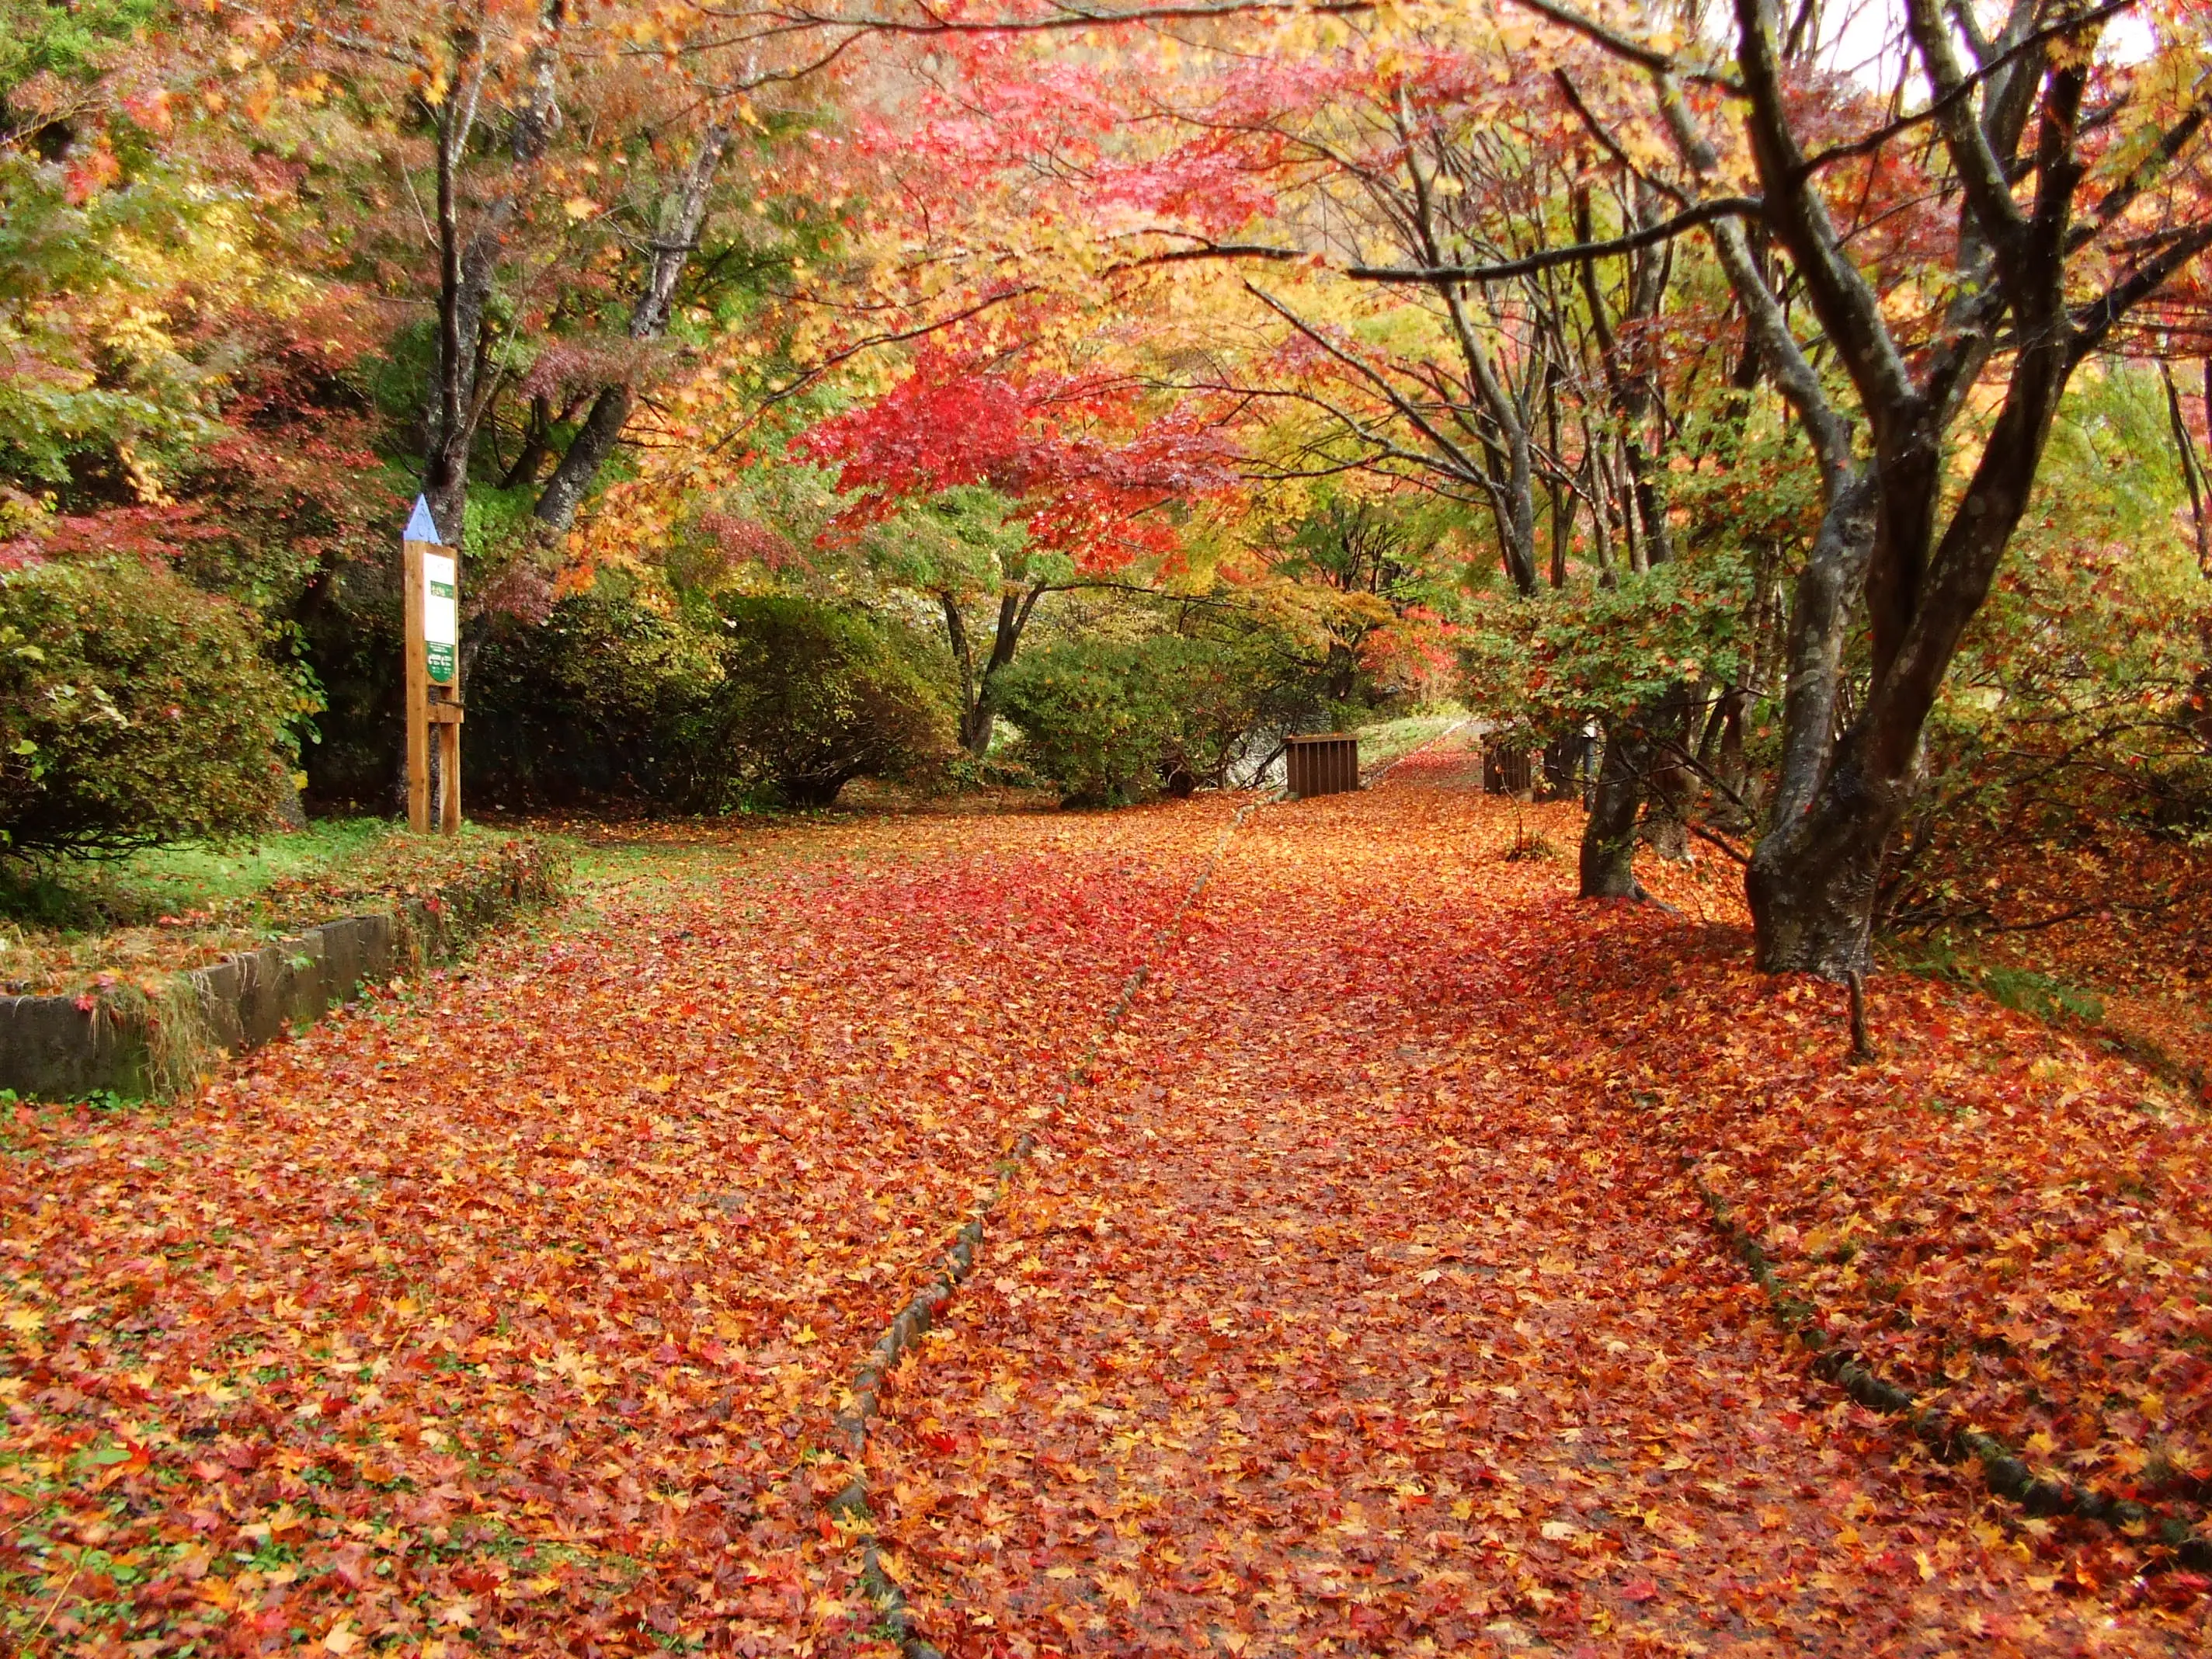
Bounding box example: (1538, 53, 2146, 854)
(858, 743, 2189, 1657)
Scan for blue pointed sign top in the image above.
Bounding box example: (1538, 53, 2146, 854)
(404, 496, 443, 546)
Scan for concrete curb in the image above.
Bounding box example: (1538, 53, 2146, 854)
(1, 914, 395, 1100)
(1, 844, 557, 1100)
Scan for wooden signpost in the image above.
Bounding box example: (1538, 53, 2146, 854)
(402, 496, 463, 834)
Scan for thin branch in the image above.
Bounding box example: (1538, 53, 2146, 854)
(1348, 197, 1761, 283)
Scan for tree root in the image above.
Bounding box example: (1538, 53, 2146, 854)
(828, 794, 1268, 1654)
(1686, 1160, 2212, 1574)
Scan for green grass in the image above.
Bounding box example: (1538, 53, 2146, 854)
(1898, 941, 2108, 1027)
(1355, 711, 1467, 774)
(99, 820, 391, 918)
(1, 819, 578, 998)
(0, 819, 390, 932)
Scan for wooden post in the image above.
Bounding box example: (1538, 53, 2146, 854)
(402, 523, 430, 835)
(436, 709, 462, 833)
(402, 495, 463, 834)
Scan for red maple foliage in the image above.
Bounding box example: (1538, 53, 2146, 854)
(795, 351, 1240, 572)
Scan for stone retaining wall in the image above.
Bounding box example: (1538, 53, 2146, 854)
(0, 912, 405, 1101)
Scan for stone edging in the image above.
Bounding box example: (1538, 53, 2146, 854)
(0, 850, 553, 1101)
(1688, 1159, 2212, 1574)
(0, 913, 403, 1101)
(827, 794, 1271, 1656)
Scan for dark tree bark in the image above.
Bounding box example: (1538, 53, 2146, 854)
(1579, 722, 1648, 897)
(1575, 183, 1675, 571)
(1567, 175, 1689, 893)
(419, 2, 568, 545)
(500, 394, 558, 489)
(2164, 359, 2210, 575)
(942, 583, 1048, 756)
(1622, 0, 2212, 974)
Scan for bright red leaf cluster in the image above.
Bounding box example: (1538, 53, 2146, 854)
(795, 352, 1240, 572)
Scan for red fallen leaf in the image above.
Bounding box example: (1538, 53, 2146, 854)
(2147, 1571, 2212, 1608)
(1620, 1576, 1659, 1603)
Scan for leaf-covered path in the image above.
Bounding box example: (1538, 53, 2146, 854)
(5, 741, 2207, 1655)
(857, 745, 2200, 1657)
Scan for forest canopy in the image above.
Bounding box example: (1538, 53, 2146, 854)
(0, 0, 2207, 973)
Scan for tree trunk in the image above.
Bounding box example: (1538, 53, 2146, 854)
(533, 124, 731, 533)
(419, 4, 565, 542)
(940, 593, 984, 753)
(1578, 722, 1646, 898)
(1576, 185, 1675, 574)
(501, 394, 558, 488)
(960, 586, 1038, 756)
(1744, 732, 1906, 976)
(959, 700, 996, 756)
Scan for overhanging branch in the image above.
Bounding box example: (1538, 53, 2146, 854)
(1348, 197, 1761, 284)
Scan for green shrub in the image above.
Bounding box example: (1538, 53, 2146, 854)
(464, 588, 716, 808)
(691, 596, 952, 808)
(0, 558, 305, 857)
(996, 639, 1175, 808)
(998, 635, 1285, 808)
(1143, 635, 1282, 795)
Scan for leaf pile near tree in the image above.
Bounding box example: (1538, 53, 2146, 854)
(1885, 816, 2212, 1101)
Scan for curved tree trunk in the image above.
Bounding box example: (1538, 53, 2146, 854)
(1744, 734, 1908, 976)
(533, 123, 732, 534)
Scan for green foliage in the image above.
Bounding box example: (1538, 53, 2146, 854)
(463, 586, 718, 809)
(997, 633, 1277, 806)
(0, 151, 237, 502)
(997, 637, 1181, 807)
(0, 816, 387, 932)
(0, 557, 308, 857)
(689, 596, 953, 808)
(0, 0, 162, 99)
(1903, 944, 2106, 1027)
(1458, 558, 1754, 745)
(861, 485, 1067, 597)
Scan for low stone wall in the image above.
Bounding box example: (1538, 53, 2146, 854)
(2, 835, 565, 1102)
(0, 913, 403, 1101)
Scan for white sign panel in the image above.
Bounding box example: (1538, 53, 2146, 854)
(423, 552, 457, 685)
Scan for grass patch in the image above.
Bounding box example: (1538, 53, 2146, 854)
(1900, 942, 2107, 1027)
(1, 822, 576, 1000)
(1355, 710, 1466, 774)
